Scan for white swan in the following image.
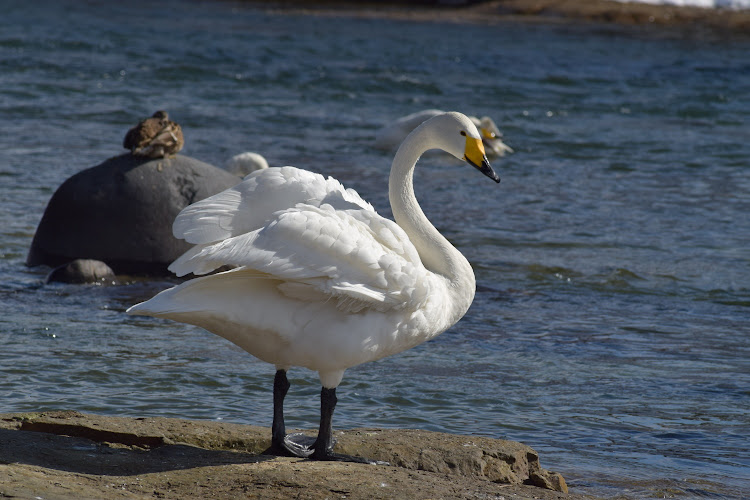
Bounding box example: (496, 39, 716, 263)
(127, 112, 500, 462)
(225, 152, 269, 177)
(374, 109, 513, 157)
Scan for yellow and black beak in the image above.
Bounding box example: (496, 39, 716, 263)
(464, 135, 500, 183)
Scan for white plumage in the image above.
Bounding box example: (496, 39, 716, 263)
(225, 151, 269, 177)
(127, 111, 500, 462)
(374, 108, 513, 157)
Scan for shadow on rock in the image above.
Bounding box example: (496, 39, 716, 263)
(0, 427, 270, 477)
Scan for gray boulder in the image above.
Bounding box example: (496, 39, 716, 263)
(27, 154, 241, 276)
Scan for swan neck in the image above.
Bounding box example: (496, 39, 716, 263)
(387, 127, 475, 297)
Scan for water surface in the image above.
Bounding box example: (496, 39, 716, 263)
(1, 2, 749, 498)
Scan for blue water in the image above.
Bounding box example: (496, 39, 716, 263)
(1, 1, 749, 498)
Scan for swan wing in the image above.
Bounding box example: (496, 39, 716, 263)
(172, 166, 374, 245)
(170, 202, 430, 314)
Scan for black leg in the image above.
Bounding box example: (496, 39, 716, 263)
(310, 387, 378, 464)
(311, 387, 337, 458)
(271, 369, 290, 449)
(270, 369, 315, 458)
(268, 371, 384, 464)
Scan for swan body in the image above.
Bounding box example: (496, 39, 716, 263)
(127, 111, 499, 461)
(374, 109, 513, 157)
(225, 152, 269, 177)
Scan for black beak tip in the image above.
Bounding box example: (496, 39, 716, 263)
(481, 158, 501, 183)
(466, 155, 501, 183)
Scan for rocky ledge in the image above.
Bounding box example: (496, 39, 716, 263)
(0, 411, 594, 499)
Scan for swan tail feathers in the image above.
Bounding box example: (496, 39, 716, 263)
(126, 269, 274, 319)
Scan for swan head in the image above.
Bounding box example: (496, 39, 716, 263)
(467, 116, 513, 157)
(427, 112, 501, 183)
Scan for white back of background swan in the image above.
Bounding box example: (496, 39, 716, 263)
(127, 111, 500, 461)
(225, 151, 269, 177)
(374, 108, 513, 157)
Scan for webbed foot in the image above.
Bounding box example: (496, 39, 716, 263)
(278, 432, 317, 458)
(271, 433, 385, 464)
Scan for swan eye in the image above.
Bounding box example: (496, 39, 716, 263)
(460, 131, 466, 136)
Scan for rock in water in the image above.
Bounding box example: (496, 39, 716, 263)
(27, 154, 241, 276)
(46, 259, 117, 284)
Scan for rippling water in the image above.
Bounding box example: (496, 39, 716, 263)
(1, 1, 749, 498)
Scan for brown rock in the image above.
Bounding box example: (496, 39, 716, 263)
(0, 411, 592, 500)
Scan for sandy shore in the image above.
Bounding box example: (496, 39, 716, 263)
(250, 0, 750, 34)
(0, 410, 598, 499)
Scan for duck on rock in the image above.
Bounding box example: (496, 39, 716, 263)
(123, 110, 184, 158)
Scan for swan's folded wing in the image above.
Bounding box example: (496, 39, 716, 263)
(173, 166, 374, 245)
(170, 203, 430, 314)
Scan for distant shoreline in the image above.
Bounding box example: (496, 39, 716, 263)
(242, 0, 750, 33)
